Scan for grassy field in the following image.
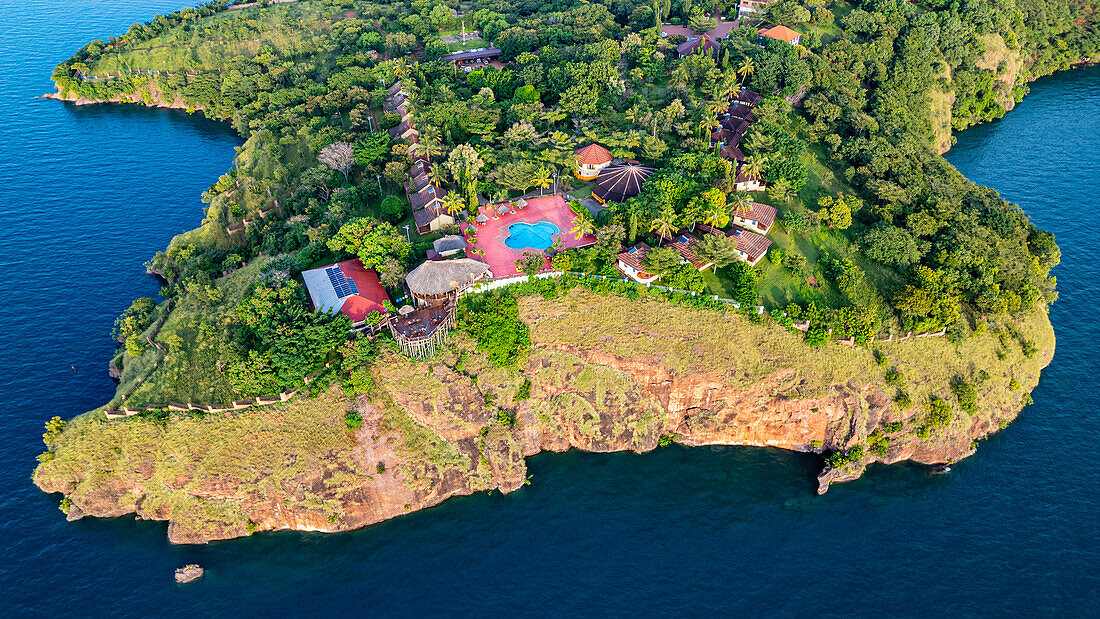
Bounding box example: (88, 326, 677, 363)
(36, 388, 362, 538)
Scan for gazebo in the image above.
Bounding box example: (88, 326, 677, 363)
(495, 203, 511, 215)
(592, 163, 655, 203)
(515, 198, 528, 209)
(475, 213, 489, 224)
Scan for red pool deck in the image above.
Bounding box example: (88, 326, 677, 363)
(462, 195, 596, 277)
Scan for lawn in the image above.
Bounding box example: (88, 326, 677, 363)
(446, 38, 487, 52)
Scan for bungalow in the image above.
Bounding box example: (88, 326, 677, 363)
(412, 204, 455, 233)
(405, 258, 492, 305)
(737, 0, 777, 17)
(386, 82, 405, 97)
(665, 231, 714, 271)
(616, 243, 660, 284)
(384, 100, 411, 120)
(676, 34, 720, 59)
(730, 201, 777, 234)
(759, 25, 802, 46)
(389, 120, 418, 140)
(433, 235, 466, 257)
(696, 223, 773, 266)
(574, 143, 613, 180)
(731, 89, 763, 107)
(720, 144, 746, 163)
(301, 258, 391, 329)
(408, 184, 446, 212)
(734, 166, 766, 192)
(408, 160, 429, 178)
(405, 171, 432, 193)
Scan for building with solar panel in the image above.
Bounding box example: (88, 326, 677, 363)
(301, 258, 392, 332)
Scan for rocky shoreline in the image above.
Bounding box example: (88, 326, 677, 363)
(34, 290, 1054, 544)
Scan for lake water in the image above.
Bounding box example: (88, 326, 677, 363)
(1, 1, 1097, 615)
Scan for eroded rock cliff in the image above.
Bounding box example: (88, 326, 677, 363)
(34, 289, 1054, 543)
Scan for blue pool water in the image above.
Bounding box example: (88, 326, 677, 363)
(504, 220, 559, 250)
(2, 1, 1099, 614)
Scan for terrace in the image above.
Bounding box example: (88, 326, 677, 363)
(462, 195, 596, 277)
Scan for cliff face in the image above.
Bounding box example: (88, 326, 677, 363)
(34, 289, 1054, 543)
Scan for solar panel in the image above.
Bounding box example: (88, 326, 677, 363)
(325, 266, 358, 299)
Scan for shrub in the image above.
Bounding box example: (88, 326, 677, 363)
(42, 416, 67, 445)
(768, 247, 785, 267)
(1021, 339, 1038, 358)
(926, 398, 952, 428)
(513, 378, 532, 402)
(344, 411, 363, 430)
(785, 252, 807, 272)
(376, 461, 386, 474)
(894, 390, 912, 409)
(805, 327, 829, 346)
(868, 430, 890, 458)
(825, 445, 865, 469)
(884, 367, 902, 385)
(883, 422, 903, 433)
(658, 434, 677, 447)
(1009, 378, 1021, 391)
(951, 377, 979, 416)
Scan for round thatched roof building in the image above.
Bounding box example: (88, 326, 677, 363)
(592, 163, 654, 203)
(405, 258, 492, 304)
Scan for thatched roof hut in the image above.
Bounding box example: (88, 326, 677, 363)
(405, 258, 492, 303)
(515, 198, 527, 209)
(496, 203, 511, 214)
(475, 213, 489, 224)
(592, 163, 654, 203)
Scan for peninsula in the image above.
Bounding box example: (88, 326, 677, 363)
(36, 0, 1092, 543)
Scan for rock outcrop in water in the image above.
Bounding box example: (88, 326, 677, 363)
(33, 289, 1054, 544)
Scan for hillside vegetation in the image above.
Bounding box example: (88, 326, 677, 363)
(35, 286, 1053, 541)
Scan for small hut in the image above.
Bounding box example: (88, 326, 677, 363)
(475, 213, 489, 225)
(592, 163, 654, 204)
(405, 258, 492, 306)
(496, 203, 511, 215)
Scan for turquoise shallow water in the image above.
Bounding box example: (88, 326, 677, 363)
(505, 221, 560, 250)
(0, 2, 1098, 615)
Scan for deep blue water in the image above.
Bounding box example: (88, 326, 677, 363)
(1, 2, 1098, 615)
(505, 220, 560, 250)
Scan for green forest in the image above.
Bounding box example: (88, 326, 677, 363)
(49, 0, 1095, 407)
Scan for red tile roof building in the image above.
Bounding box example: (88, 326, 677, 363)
(695, 224, 773, 266)
(731, 201, 777, 234)
(574, 143, 613, 180)
(616, 243, 660, 284)
(759, 25, 802, 45)
(301, 258, 392, 325)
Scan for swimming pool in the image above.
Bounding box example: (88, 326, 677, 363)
(504, 221, 560, 250)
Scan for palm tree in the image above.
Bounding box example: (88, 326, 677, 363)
(742, 155, 767, 183)
(698, 115, 720, 141)
(441, 192, 465, 217)
(428, 162, 446, 187)
(703, 203, 728, 229)
(531, 165, 553, 196)
(729, 192, 753, 220)
(649, 209, 677, 245)
(417, 125, 443, 162)
(570, 211, 595, 240)
(736, 57, 755, 88)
